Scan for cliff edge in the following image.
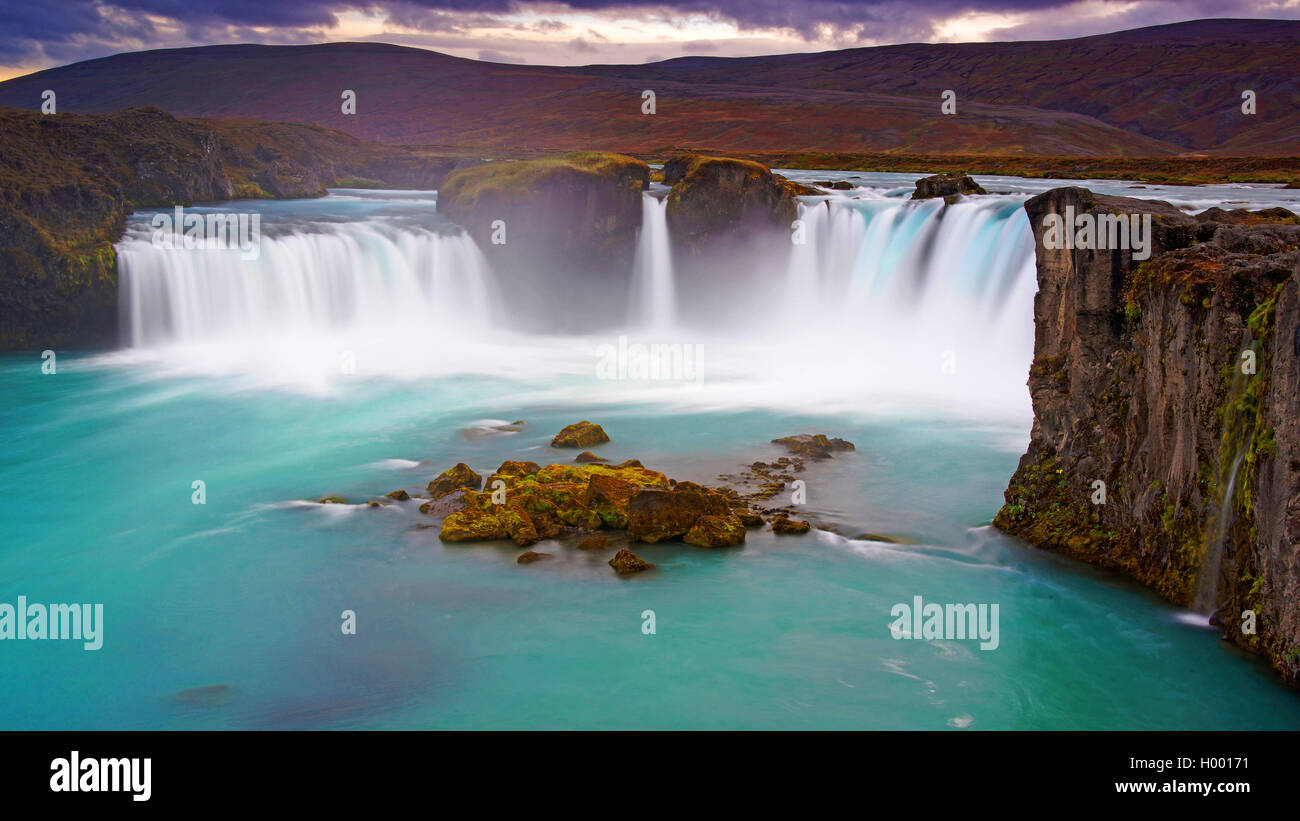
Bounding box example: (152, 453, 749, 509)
(995, 186, 1300, 683)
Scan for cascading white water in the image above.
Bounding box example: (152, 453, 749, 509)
(785, 195, 1036, 343)
(628, 192, 677, 330)
(113, 186, 1038, 412)
(119, 222, 495, 346)
(752, 194, 1038, 417)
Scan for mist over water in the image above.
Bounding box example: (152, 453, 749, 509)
(113, 182, 1040, 422)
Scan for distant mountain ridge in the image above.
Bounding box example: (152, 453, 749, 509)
(0, 19, 1296, 155)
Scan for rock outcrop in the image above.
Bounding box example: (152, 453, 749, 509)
(609, 548, 653, 574)
(995, 185, 1300, 684)
(427, 463, 483, 499)
(550, 421, 610, 448)
(910, 173, 987, 201)
(663, 154, 817, 254)
(437, 152, 649, 310)
(772, 434, 856, 459)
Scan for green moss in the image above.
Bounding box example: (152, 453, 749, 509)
(440, 152, 647, 212)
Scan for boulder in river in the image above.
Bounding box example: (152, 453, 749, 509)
(684, 514, 747, 547)
(627, 481, 732, 543)
(551, 421, 610, 448)
(427, 462, 483, 499)
(771, 516, 812, 535)
(609, 547, 653, 574)
(772, 434, 856, 459)
(911, 173, 987, 201)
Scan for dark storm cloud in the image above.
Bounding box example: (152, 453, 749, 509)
(0, 0, 1292, 69)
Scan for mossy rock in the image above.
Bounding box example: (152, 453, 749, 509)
(551, 421, 610, 448)
(427, 462, 483, 499)
(609, 547, 653, 574)
(684, 514, 747, 547)
(771, 516, 812, 535)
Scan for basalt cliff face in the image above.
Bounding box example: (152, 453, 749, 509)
(995, 186, 1300, 683)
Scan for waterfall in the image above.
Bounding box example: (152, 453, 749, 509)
(113, 187, 1038, 409)
(118, 222, 496, 347)
(1193, 346, 1255, 614)
(628, 192, 677, 330)
(785, 195, 1035, 334)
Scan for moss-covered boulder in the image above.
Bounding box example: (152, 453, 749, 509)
(684, 514, 747, 547)
(497, 503, 541, 547)
(583, 473, 642, 528)
(437, 152, 649, 287)
(737, 511, 765, 527)
(551, 421, 610, 448)
(627, 481, 732, 543)
(486, 460, 541, 489)
(664, 154, 817, 254)
(385, 489, 411, 501)
(427, 462, 483, 499)
(440, 507, 510, 542)
(575, 451, 607, 463)
(771, 516, 812, 535)
(609, 547, 653, 574)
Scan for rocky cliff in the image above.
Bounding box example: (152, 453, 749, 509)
(995, 186, 1300, 683)
(0, 106, 477, 350)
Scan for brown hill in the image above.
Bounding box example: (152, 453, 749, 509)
(2, 19, 1295, 155)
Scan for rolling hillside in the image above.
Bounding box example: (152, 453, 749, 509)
(0, 19, 1295, 155)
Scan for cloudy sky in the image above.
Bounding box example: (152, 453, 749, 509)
(1, 0, 1298, 80)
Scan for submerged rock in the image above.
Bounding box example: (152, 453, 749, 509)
(317, 495, 348, 504)
(174, 684, 236, 706)
(575, 450, 607, 463)
(609, 547, 653, 574)
(772, 434, 856, 459)
(551, 421, 610, 448)
(517, 550, 552, 564)
(385, 489, 411, 501)
(577, 534, 608, 550)
(427, 462, 483, 499)
(458, 420, 525, 441)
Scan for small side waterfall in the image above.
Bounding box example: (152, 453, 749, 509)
(1192, 341, 1255, 613)
(628, 192, 677, 330)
